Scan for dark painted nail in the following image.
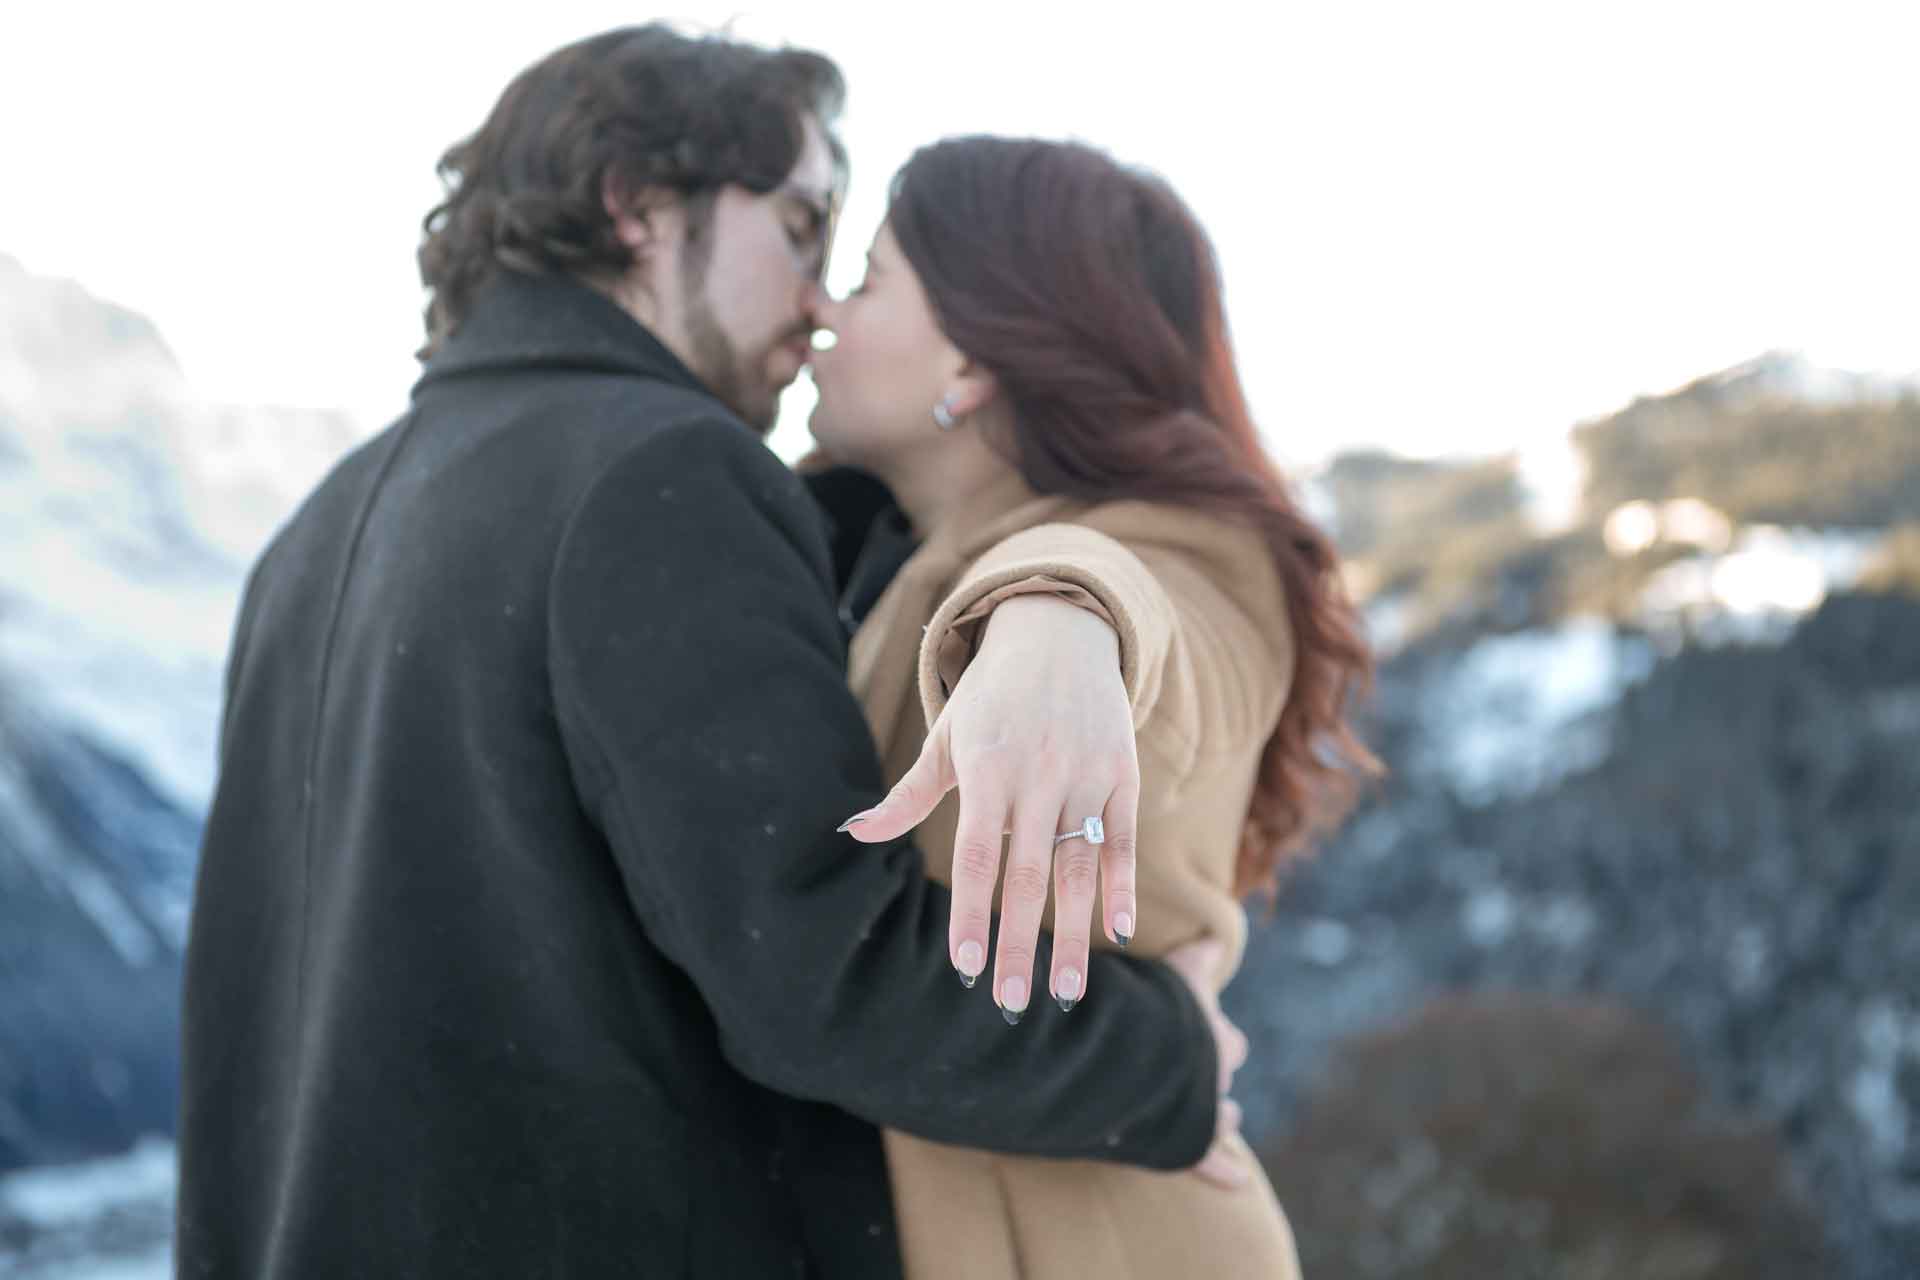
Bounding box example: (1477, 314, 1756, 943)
(1054, 968, 1083, 1010)
(956, 967, 978, 989)
(1001, 1004, 1024, 1026)
(1115, 930, 1132, 949)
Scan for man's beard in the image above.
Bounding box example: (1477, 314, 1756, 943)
(680, 269, 779, 435)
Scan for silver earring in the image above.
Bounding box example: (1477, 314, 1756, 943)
(932, 396, 958, 431)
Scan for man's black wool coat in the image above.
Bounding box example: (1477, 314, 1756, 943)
(176, 270, 1216, 1278)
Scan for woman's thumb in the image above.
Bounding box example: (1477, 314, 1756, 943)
(836, 722, 956, 843)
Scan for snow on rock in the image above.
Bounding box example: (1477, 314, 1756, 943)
(1409, 619, 1656, 805)
(1636, 525, 1884, 649)
(0, 1139, 174, 1280)
(0, 1140, 174, 1232)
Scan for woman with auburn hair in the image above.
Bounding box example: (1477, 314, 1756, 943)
(810, 134, 1377, 1277)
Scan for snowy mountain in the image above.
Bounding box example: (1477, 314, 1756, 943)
(0, 253, 364, 810)
(1687, 349, 1920, 410)
(0, 255, 364, 1185)
(0, 688, 195, 1173)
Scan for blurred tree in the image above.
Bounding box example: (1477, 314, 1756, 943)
(1260, 994, 1826, 1280)
(1575, 393, 1920, 529)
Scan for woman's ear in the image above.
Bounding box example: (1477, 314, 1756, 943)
(944, 360, 1001, 419)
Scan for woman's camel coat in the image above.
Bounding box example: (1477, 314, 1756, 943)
(849, 473, 1304, 1279)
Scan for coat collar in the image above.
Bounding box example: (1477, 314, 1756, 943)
(412, 267, 711, 399)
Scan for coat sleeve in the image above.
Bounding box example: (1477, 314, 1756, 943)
(798, 463, 896, 593)
(545, 418, 1217, 1169)
(918, 517, 1295, 762)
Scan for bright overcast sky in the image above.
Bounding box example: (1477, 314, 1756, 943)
(3, 1, 1914, 467)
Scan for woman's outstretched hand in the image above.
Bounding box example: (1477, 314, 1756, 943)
(838, 594, 1138, 1020)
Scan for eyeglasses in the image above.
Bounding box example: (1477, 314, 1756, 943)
(778, 182, 842, 283)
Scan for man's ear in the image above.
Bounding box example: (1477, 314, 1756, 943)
(601, 170, 674, 255)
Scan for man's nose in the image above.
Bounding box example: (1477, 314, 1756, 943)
(802, 281, 835, 333)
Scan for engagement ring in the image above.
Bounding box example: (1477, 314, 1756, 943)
(1054, 817, 1105, 847)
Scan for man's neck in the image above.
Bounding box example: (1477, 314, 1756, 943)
(593, 274, 691, 368)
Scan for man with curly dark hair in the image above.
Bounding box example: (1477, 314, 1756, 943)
(177, 24, 1242, 1278)
(415, 24, 850, 432)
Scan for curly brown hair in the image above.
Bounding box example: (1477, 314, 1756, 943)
(417, 24, 846, 357)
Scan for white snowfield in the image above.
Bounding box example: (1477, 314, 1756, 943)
(0, 1139, 175, 1279)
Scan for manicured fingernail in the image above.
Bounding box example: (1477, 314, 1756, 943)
(1114, 913, 1133, 947)
(999, 976, 1028, 1024)
(956, 939, 984, 985)
(1054, 967, 1082, 1012)
(836, 811, 873, 833)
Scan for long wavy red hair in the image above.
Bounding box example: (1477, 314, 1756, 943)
(888, 136, 1380, 897)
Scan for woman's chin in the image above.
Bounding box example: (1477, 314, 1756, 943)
(807, 403, 894, 471)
